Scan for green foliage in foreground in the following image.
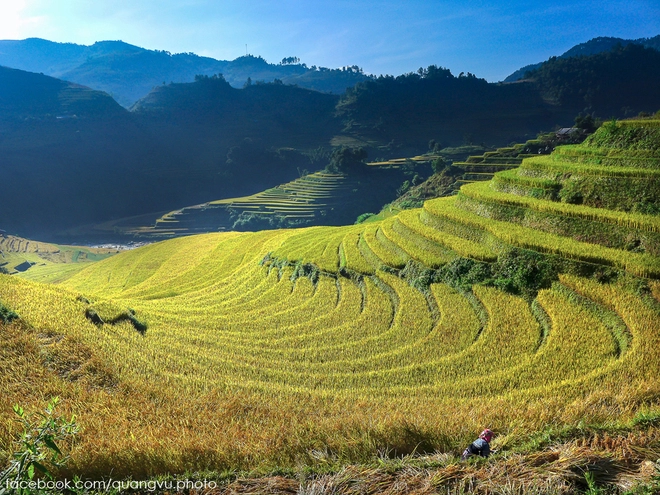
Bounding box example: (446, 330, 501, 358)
(0, 397, 78, 495)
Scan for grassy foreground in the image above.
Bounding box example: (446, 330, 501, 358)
(1, 119, 660, 493)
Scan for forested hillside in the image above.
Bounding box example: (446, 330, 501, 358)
(1, 41, 660, 243)
(527, 44, 660, 116)
(504, 34, 660, 82)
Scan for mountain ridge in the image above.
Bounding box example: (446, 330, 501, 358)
(0, 38, 369, 107)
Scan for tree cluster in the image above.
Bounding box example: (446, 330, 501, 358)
(325, 146, 368, 174)
(280, 57, 300, 65)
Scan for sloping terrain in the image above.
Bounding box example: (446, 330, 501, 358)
(126, 172, 368, 238)
(0, 65, 124, 118)
(3, 46, 660, 243)
(0, 119, 659, 493)
(0, 71, 341, 241)
(337, 48, 660, 154)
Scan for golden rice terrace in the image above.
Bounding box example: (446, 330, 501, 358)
(1, 119, 659, 489)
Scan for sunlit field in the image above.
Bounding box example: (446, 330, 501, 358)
(1, 120, 659, 486)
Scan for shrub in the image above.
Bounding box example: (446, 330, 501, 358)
(0, 301, 19, 324)
(439, 257, 491, 292)
(355, 213, 375, 224)
(489, 248, 559, 299)
(325, 146, 368, 174)
(559, 179, 584, 205)
(436, 249, 560, 298)
(431, 156, 448, 174)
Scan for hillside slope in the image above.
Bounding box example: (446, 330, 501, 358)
(0, 71, 342, 241)
(337, 49, 660, 154)
(0, 119, 658, 492)
(0, 65, 124, 118)
(3, 45, 660, 243)
(527, 44, 660, 117)
(0, 234, 117, 282)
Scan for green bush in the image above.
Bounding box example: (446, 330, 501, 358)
(437, 249, 559, 298)
(439, 257, 491, 292)
(0, 301, 19, 324)
(489, 248, 559, 299)
(355, 213, 375, 224)
(325, 146, 368, 174)
(431, 156, 448, 174)
(558, 179, 584, 204)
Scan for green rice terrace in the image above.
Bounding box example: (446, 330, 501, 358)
(128, 172, 357, 238)
(95, 145, 487, 241)
(1, 119, 660, 493)
(102, 165, 423, 239)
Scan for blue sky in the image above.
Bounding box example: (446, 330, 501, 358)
(1, 0, 659, 81)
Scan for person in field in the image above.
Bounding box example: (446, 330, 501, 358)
(461, 429, 494, 460)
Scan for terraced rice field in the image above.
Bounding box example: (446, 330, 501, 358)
(211, 172, 351, 219)
(0, 235, 117, 282)
(0, 119, 659, 480)
(128, 172, 355, 238)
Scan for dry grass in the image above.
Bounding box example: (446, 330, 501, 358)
(176, 435, 660, 494)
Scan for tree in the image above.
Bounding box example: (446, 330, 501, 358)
(325, 147, 368, 174)
(194, 73, 226, 83)
(575, 113, 598, 133)
(431, 156, 448, 174)
(280, 56, 300, 65)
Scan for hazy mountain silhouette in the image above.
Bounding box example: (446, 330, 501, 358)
(0, 38, 369, 107)
(0, 69, 342, 241)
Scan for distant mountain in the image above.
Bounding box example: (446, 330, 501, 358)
(0, 66, 182, 238)
(337, 45, 660, 153)
(131, 74, 343, 196)
(0, 38, 369, 107)
(504, 35, 660, 82)
(335, 66, 557, 152)
(0, 64, 124, 118)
